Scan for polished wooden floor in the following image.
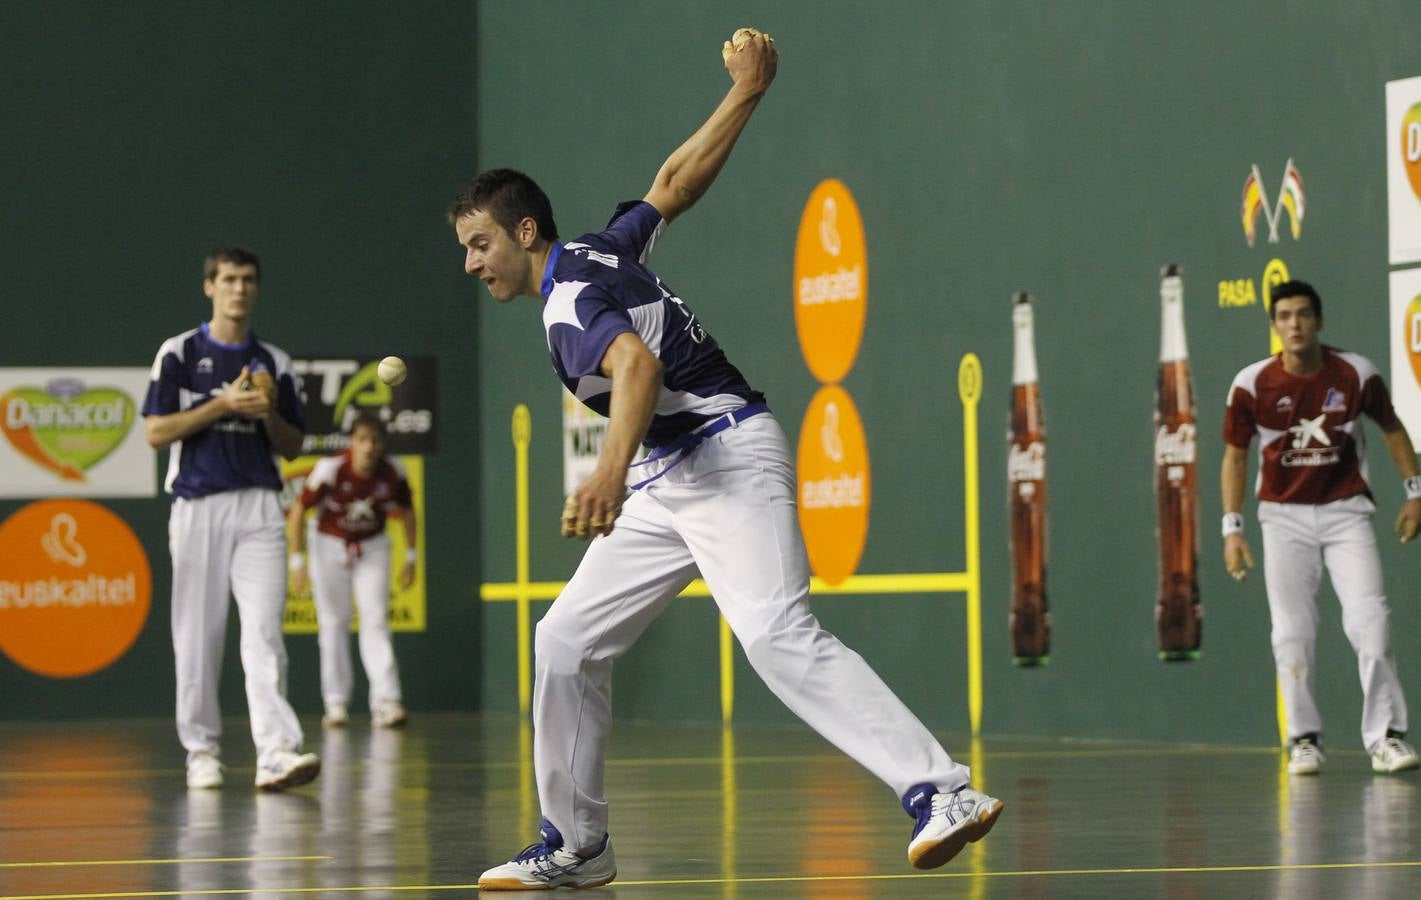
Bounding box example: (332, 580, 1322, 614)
(2, 713, 1419, 898)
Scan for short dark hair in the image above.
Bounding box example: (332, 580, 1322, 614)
(348, 410, 386, 439)
(203, 246, 261, 282)
(447, 168, 559, 242)
(1269, 280, 1322, 320)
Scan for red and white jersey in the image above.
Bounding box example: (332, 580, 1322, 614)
(299, 452, 413, 542)
(1223, 346, 1399, 504)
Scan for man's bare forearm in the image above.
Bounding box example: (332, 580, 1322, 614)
(1221, 447, 1248, 514)
(145, 402, 228, 449)
(598, 354, 663, 478)
(264, 413, 305, 460)
(1381, 425, 1420, 480)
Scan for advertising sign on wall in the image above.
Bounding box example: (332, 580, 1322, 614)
(0, 499, 152, 678)
(292, 356, 438, 455)
(0, 368, 157, 498)
(1390, 267, 1421, 440)
(1386, 75, 1421, 265)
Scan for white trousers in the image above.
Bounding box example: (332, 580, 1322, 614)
(534, 414, 968, 850)
(168, 488, 304, 766)
(1259, 494, 1409, 750)
(308, 530, 402, 709)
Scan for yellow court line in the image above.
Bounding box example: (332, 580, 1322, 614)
(0, 888, 473, 900)
(0, 743, 1288, 782)
(0, 856, 330, 870)
(480, 571, 973, 602)
(9, 860, 1419, 899)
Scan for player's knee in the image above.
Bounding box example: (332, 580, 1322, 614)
(1342, 610, 1391, 658)
(535, 618, 598, 674)
(1270, 634, 1310, 669)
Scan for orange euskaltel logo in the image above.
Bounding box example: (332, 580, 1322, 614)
(1403, 102, 1421, 203)
(0, 499, 151, 677)
(1405, 293, 1421, 389)
(1, 380, 136, 481)
(794, 179, 867, 384)
(797, 385, 870, 586)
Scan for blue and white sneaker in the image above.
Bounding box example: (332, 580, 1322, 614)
(254, 750, 321, 791)
(903, 782, 1004, 869)
(478, 819, 616, 891)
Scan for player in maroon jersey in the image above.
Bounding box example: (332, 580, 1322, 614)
(1221, 280, 1421, 775)
(287, 411, 416, 729)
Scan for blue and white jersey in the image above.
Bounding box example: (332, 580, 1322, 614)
(542, 200, 764, 448)
(142, 322, 305, 499)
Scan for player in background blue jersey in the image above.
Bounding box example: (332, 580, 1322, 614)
(451, 31, 1002, 890)
(143, 247, 321, 792)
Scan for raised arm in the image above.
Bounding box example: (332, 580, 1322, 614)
(642, 28, 778, 223)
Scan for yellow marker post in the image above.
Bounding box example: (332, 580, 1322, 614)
(958, 354, 984, 738)
(720, 617, 735, 723)
(1260, 259, 1289, 746)
(511, 405, 533, 717)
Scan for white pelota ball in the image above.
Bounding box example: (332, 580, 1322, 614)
(377, 356, 407, 386)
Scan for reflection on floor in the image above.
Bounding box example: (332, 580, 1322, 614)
(1, 714, 1419, 898)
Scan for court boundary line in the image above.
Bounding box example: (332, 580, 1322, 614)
(6, 859, 1419, 899)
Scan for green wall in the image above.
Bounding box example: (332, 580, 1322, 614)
(474, 1, 1421, 747)
(2, 2, 1418, 751)
(0, 2, 483, 719)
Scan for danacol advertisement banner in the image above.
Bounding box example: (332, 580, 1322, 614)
(1389, 267, 1421, 440)
(0, 368, 157, 498)
(1386, 75, 1421, 266)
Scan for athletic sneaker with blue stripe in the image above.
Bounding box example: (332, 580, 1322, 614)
(903, 782, 1004, 869)
(478, 819, 616, 891)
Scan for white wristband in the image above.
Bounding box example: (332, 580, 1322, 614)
(1221, 512, 1245, 537)
(288, 553, 305, 572)
(405, 548, 418, 564)
(1405, 476, 1421, 501)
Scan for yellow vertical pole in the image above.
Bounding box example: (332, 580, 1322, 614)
(719, 616, 734, 724)
(958, 354, 984, 737)
(1262, 258, 1289, 746)
(512, 405, 533, 717)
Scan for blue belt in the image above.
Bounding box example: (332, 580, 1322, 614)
(628, 401, 770, 490)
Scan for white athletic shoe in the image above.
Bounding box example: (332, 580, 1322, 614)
(1288, 736, 1324, 775)
(478, 819, 616, 891)
(372, 699, 408, 729)
(322, 702, 349, 728)
(1371, 735, 1420, 773)
(903, 783, 1004, 869)
(255, 750, 321, 791)
(186, 752, 224, 790)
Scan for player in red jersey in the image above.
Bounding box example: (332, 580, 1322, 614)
(1221, 280, 1421, 775)
(287, 411, 416, 729)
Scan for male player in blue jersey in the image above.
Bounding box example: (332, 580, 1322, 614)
(143, 247, 321, 792)
(452, 30, 1002, 890)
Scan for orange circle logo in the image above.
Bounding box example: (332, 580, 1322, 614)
(797, 385, 870, 585)
(1406, 293, 1421, 389)
(1403, 102, 1421, 202)
(794, 179, 867, 383)
(0, 499, 151, 677)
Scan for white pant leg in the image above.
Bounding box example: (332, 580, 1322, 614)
(1319, 497, 1409, 749)
(534, 489, 699, 851)
(652, 415, 969, 798)
(169, 495, 234, 760)
(229, 489, 304, 763)
(352, 535, 402, 707)
(310, 531, 356, 707)
(1259, 501, 1325, 743)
